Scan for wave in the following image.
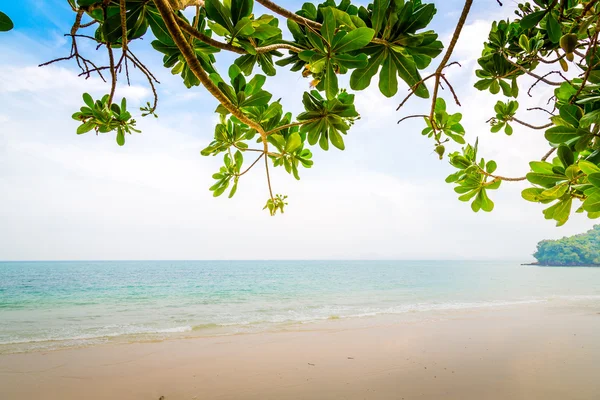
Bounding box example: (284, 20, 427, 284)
(1, 295, 599, 351)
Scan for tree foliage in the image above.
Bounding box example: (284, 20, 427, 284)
(533, 225, 600, 265)
(3, 0, 600, 222)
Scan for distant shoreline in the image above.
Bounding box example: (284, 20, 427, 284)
(522, 262, 600, 267)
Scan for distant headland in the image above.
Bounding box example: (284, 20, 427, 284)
(526, 225, 600, 267)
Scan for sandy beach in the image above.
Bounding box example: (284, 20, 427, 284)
(1, 302, 599, 400)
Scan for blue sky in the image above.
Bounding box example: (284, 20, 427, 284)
(0, 0, 596, 260)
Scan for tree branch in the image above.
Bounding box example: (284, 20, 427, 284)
(511, 117, 553, 130)
(255, 0, 322, 30)
(428, 0, 473, 127)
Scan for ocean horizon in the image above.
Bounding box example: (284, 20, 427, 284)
(2, 260, 599, 354)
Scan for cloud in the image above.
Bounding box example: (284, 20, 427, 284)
(0, 65, 150, 102)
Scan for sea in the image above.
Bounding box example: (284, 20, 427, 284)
(1, 260, 599, 354)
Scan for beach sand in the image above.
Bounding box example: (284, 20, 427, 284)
(1, 303, 599, 400)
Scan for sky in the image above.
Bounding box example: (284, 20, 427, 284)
(0, 0, 596, 261)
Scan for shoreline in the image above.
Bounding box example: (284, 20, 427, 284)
(2, 295, 598, 355)
(1, 301, 599, 399)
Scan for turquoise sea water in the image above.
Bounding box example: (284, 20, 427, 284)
(1, 260, 599, 353)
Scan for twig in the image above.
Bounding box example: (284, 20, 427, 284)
(541, 148, 557, 161)
(255, 0, 322, 30)
(398, 115, 429, 124)
(427, 0, 473, 127)
(511, 117, 553, 130)
(238, 153, 264, 176)
(527, 70, 568, 96)
(527, 107, 555, 116)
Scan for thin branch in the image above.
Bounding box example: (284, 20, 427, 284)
(571, 19, 600, 102)
(427, 0, 473, 126)
(398, 114, 428, 124)
(503, 56, 562, 87)
(440, 75, 461, 106)
(527, 70, 569, 96)
(154, 0, 274, 201)
(527, 107, 555, 116)
(176, 15, 303, 55)
(266, 119, 319, 135)
(511, 117, 553, 130)
(107, 44, 117, 105)
(479, 168, 527, 182)
(255, 0, 322, 31)
(264, 147, 274, 200)
(541, 147, 557, 161)
(238, 153, 264, 176)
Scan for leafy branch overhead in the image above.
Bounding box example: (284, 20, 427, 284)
(29, 0, 600, 223)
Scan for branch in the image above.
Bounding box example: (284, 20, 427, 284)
(479, 168, 526, 182)
(527, 106, 555, 116)
(427, 0, 473, 126)
(527, 70, 568, 96)
(571, 19, 600, 102)
(255, 0, 322, 30)
(153, 0, 274, 201)
(238, 153, 264, 176)
(177, 16, 303, 55)
(397, 114, 428, 125)
(503, 56, 562, 87)
(266, 119, 319, 135)
(511, 117, 553, 130)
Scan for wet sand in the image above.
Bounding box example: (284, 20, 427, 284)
(1, 303, 599, 400)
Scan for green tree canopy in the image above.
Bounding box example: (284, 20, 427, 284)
(534, 225, 600, 265)
(3, 0, 600, 221)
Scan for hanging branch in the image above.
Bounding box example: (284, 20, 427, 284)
(427, 0, 473, 128)
(154, 0, 275, 201)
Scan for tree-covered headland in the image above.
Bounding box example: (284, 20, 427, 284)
(533, 225, 600, 265)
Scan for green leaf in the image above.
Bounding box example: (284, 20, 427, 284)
(583, 192, 600, 212)
(0, 11, 13, 32)
(520, 10, 545, 29)
(205, 0, 233, 31)
(332, 27, 375, 53)
(522, 188, 544, 202)
(325, 61, 338, 100)
(77, 121, 95, 135)
(350, 48, 386, 91)
(526, 172, 567, 187)
(232, 17, 254, 38)
(588, 173, 600, 188)
(529, 161, 555, 174)
(490, 79, 500, 94)
(146, 9, 174, 45)
(486, 160, 497, 174)
(82, 93, 95, 109)
(389, 50, 428, 98)
(329, 128, 345, 150)
(116, 129, 125, 146)
(546, 13, 561, 43)
(320, 7, 335, 44)
(285, 132, 302, 153)
(559, 104, 582, 128)
(378, 54, 398, 98)
(371, 0, 389, 35)
(230, 0, 252, 26)
(240, 90, 272, 107)
(541, 183, 568, 199)
(579, 160, 600, 175)
(553, 198, 572, 226)
(544, 126, 580, 143)
(557, 145, 575, 167)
